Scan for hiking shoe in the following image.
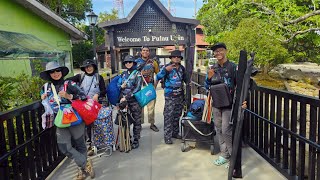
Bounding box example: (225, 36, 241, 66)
(165, 139, 173, 144)
(150, 124, 159, 132)
(87, 149, 94, 156)
(85, 159, 95, 179)
(172, 135, 182, 139)
(76, 168, 86, 180)
(131, 139, 139, 149)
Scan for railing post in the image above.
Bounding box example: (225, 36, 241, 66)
(197, 69, 201, 94)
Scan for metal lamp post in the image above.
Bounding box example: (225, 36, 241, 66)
(86, 11, 98, 64)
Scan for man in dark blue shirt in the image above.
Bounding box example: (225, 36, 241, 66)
(205, 43, 237, 167)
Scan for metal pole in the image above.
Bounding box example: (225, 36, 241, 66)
(194, 0, 197, 17)
(92, 25, 97, 64)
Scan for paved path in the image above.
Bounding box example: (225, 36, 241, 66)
(47, 88, 285, 180)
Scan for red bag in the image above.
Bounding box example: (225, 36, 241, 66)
(71, 99, 101, 125)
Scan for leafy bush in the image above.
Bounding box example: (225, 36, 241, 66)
(0, 77, 15, 111)
(0, 74, 45, 112)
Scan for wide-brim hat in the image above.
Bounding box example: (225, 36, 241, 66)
(80, 59, 97, 71)
(169, 50, 183, 60)
(210, 42, 227, 51)
(40, 61, 69, 81)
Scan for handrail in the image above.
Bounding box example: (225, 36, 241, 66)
(245, 109, 320, 150)
(0, 129, 46, 163)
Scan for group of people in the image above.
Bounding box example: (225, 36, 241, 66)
(40, 42, 244, 179)
(39, 46, 187, 179)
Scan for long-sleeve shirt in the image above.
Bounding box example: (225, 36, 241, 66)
(117, 70, 142, 99)
(156, 63, 188, 97)
(40, 80, 87, 114)
(135, 58, 159, 84)
(205, 60, 237, 97)
(66, 73, 106, 99)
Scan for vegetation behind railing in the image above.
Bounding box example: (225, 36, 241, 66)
(191, 70, 320, 180)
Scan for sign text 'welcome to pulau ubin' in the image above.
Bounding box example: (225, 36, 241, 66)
(115, 34, 186, 46)
(117, 34, 185, 42)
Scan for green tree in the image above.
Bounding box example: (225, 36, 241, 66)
(38, 0, 92, 23)
(221, 18, 291, 73)
(72, 9, 119, 67)
(197, 0, 320, 67)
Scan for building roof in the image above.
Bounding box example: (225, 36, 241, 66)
(13, 0, 87, 41)
(196, 25, 205, 29)
(98, 0, 199, 28)
(195, 25, 209, 46)
(196, 33, 209, 46)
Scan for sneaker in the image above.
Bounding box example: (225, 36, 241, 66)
(150, 124, 159, 132)
(165, 139, 173, 144)
(76, 168, 86, 180)
(87, 147, 94, 156)
(85, 159, 95, 179)
(131, 139, 139, 149)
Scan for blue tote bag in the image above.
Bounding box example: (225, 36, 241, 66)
(134, 74, 156, 107)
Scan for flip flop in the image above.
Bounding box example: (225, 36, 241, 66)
(213, 156, 229, 166)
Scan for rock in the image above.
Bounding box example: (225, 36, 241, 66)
(283, 69, 305, 81)
(286, 81, 318, 97)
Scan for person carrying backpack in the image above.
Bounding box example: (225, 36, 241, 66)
(117, 55, 143, 149)
(135, 46, 160, 132)
(40, 61, 94, 180)
(67, 59, 106, 155)
(205, 42, 237, 168)
(154, 50, 189, 144)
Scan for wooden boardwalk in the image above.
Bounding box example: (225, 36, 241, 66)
(47, 88, 285, 180)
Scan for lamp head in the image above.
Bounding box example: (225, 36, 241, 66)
(87, 11, 98, 26)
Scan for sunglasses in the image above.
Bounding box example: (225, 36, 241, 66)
(49, 69, 61, 74)
(172, 56, 180, 58)
(125, 62, 133, 64)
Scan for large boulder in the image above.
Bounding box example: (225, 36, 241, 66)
(283, 69, 305, 81)
(272, 62, 320, 84)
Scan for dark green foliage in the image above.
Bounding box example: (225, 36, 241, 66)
(0, 74, 45, 112)
(38, 0, 92, 24)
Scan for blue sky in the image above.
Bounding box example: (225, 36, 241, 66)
(92, 0, 204, 19)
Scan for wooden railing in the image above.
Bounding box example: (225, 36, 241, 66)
(0, 101, 63, 180)
(191, 70, 320, 180)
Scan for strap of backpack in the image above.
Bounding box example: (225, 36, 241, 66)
(79, 73, 85, 85)
(51, 84, 60, 107)
(44, 83, 48, 94)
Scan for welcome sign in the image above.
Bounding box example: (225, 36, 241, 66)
(114, 32, 188, 47)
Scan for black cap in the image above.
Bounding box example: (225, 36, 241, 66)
(211, 42, 227, 51)
(122, 55, 137, 65)
(169, 50, 183, 60)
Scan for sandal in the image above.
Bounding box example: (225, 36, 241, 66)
(213, 156, 229, 166)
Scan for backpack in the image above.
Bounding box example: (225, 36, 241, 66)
(210, 83, 232, 108)
(106, 75, 121, 105)
(186, 99, 205, 121)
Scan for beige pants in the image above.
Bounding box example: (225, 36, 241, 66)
(141, 99, 156, 124)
